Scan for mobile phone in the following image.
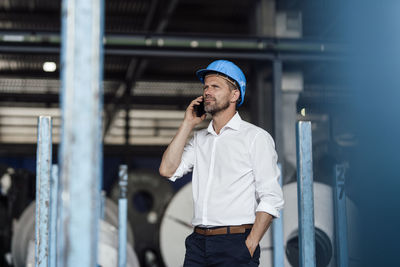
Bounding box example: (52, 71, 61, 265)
(194, 100, 206, 117)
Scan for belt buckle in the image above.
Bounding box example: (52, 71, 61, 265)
(206, 228, 212, 235)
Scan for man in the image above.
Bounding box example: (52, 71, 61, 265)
(159, 60, 284, 266)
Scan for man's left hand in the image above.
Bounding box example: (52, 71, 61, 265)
(245, 212, 274, 257)
(245, 237, 258, 257)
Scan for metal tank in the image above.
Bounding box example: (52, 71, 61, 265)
(110, 169, 174, 267)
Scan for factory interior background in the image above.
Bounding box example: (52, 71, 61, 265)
(0, 0, 399, 266)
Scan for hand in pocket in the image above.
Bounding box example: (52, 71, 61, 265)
(245, 238, 256, 258)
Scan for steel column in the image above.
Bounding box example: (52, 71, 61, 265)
(35, 116, 53, 267)
(273, 60, 285, 175)
(272, 163, 284, 267)
(58, 0, 104, 266)
(295, 121, 316, 267)
(49, 164, 59, 267)
(334, 164, 349, 267)
(252, 62, 273, 131)
(118, 165, 128, 267)
(100, 190, 106, 220)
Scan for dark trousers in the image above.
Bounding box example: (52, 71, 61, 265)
(183, 229, 261, 267)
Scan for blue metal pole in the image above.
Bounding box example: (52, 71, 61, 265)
(97, 0, 105, 220)
(58, 0, 104, 266)
(272, 163, 284, 267)
(100, 190, 106, 220)
(49, 164, 59, 267)
(118, 165, 128, 267)
(334, 164, 349, 267)
(35, 116, 53, 267)
(296, 121, 316, 267)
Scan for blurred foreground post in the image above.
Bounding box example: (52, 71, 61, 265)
(58, 0, 105, 266)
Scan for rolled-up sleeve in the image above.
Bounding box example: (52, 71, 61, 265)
(250, 131, 284, 218)
(169, 136, 195, 182)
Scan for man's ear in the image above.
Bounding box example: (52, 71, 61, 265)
(231, 89, 240, 103)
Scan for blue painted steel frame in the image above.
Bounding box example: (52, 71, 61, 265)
(118, 165, 128, 267)
(35, 116, 53, 267)
(272, 163, 284, 267)
(100, 190, 106, 220)
(58, 0, 105, 266)
(334, 164, 349, 267)
(296, 121, 316, 267)
(49, 164, 59, 267)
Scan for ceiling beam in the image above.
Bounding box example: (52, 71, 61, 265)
(0, 92, 197, 106)
(0, 31, 346, 57)
(0, 44, 345, 62)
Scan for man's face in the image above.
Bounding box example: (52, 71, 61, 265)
(203, 74, 236, 115)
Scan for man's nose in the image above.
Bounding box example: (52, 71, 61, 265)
(204, 87, 213, 95)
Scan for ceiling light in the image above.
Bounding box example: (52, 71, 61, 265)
(43, 62, 56, 72)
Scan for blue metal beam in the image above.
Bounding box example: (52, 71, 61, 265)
(100, 190, 106, 220)
(334, 164, 349, 267)
(296, 121, 316, 267)
(35, 116, 53, 267)
(272, 163, 284, 267)
(118, 165, 128, 267)
(58, 0, 105, 266)
(49, 164, 59, 267)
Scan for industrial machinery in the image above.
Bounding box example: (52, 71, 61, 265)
(0, 165, 35, 266)
(111, 169, 174, 267)
(11, 199, 139, 267)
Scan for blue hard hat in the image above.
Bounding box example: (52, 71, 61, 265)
(196, 60, 246, 107)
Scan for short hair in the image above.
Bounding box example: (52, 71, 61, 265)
(224, 79, 241, 106)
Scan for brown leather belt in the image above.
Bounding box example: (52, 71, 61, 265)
(194, 224, 253, 236)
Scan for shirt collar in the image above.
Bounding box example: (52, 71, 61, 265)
(207, 112, 241, 135)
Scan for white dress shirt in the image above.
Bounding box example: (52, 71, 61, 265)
(169, 112, 284, 226)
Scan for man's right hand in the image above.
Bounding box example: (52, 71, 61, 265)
(159, 96, 206, 178)
(183, 96, 207, 127)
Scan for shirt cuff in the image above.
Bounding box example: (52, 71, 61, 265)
(168, 160, 187, 182)
(256, 202, 282, 218)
